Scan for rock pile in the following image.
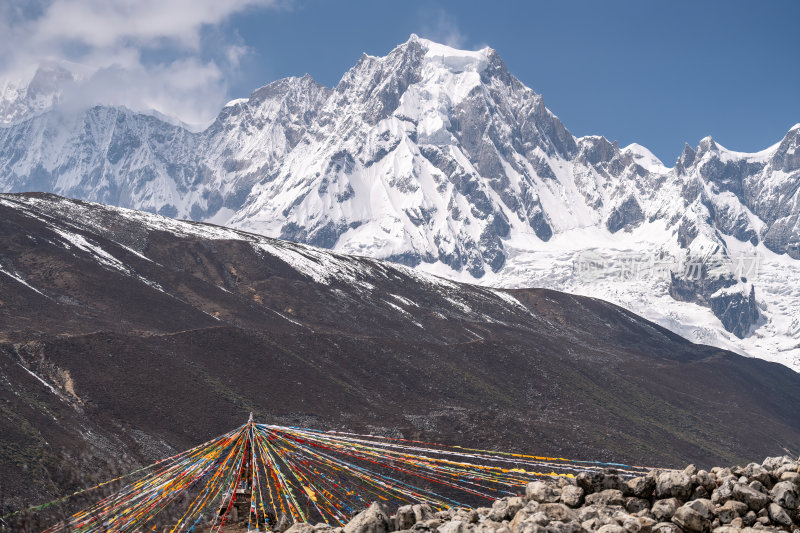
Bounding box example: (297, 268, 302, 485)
(281, 456, 800, 533)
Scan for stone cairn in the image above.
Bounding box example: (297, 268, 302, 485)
(278, 455, 800, 533)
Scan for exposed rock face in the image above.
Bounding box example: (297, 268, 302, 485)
(331, 455, 800, 533)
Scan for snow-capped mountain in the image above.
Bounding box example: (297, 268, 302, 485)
(1, 35, 799, 371)
(0, 61, 87, 124)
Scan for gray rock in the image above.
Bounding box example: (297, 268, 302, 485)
(671, 499, 713, 533)
(529, 511, 550, 526)
(286, 525, 317, 533)
(597, 525, 627, 533)
(695, 471, 717, 493)
(437, 520, 467, 533)
(651, 522, 682, 533)
(606, 196, 644, 233)
(489, 498, 525, 522)
(631, 516, 657, 533)
(683, 465, 699, 477)
(770, 480, 798, 508)
(711, 479, 736, 505)
(708, 284, 760, 339)
(559, 486, 584, 508)
(526, 481, 561, 503)
(762, 456, 795, 472)
(717, 500, 750, 518)
(714, 505, 737, 526)
(621, 516, 643, 533)
(651, 499, 680, 522)
(628, 477, 656, 499)
(742, 510, 757, 526)
(536, 503, 578, 524)
(767, 503, 792, 527)
(423, 519, 443, 530)
(395, 506, 417, 530)
(543, 520, 579, 533)
(745, 463, 772, 488)
(344, 502, 392, 533)
(733, 483, 770, 511)
(624, 497, 651, 515)
(585, 489, 626, 506)
(781, 472, 800, 486)
(582, 518, 602, 531)
(510, 503, 540, 531)
(690, 486, 710, 501)
(576, 471, 628, 495)
(656, 472, 693, 501)
(755, 515, 770, 525)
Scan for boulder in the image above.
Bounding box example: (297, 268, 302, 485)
(542, 521, 579, 533)
(651, 499, 681, 522)
(780, 472, 800, 486)
(655, 472, 693, 501)
(559, 486, 584, 508)
(536, 503, 578, 523)
(286, 524, 317, 533)
(770, 480, 798, 509)
(395, 506, 417, 530)
(714, 499, 748, 525)
(745, 463, 772, 488)
(526, 481, 560, 503)
(711, 479, 736, 505)
(767, 503, 793, 527)
(437, 520, 467, 533)
(597, 525, 627, 533)
(732, 483, 769, 511)
(344, 502, 391, 533)
(671, 499, 713, 533)
(695, 471, 717, 493)
(576, 471, 628, 494)
(624, 497, 651, 515)
(714, 505, 736, 526)
(762, 456, 795, 472)
(628, 476, 656, 499)
(683, 465, 699, 477)
(585, 489, 626, 506)
(627, 515, 656, 533)
(527, 511, 550, 526)
(489, 497, 525, 522)
(509, 502, 539, 531)
(651, 523, 681, 533)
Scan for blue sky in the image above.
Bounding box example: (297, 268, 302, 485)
(227, 0, 800, 163)
(3, 0, 798, 163)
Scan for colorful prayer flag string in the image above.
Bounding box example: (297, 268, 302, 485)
(16, 420, 663, 532)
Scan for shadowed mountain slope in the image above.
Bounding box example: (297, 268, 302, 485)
(1, 192, 799, 509)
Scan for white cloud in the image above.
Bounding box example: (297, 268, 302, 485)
(0, 0, 282, 125)
(417, 6, 467, 49)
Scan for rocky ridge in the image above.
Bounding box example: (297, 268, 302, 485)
(275, 456, 800, 533)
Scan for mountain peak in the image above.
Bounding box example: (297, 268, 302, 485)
(400, 34, 492, 73)
(696, 136, 719, 157)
